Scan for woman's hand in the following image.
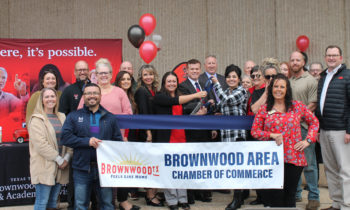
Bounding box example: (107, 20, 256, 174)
(270, 133, 283, 146)
(195, 91, 207, 99)
(123, 137, 128, 142)
(146, 130, 152, 142)
(59, 160, 68, 169)
(211, 76, 218, 84)
(294, 140, 310, 152)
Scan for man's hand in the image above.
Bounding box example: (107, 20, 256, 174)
(345, 133, 350, 144)
(89, 137, 102, 148)
(195, 91, 207, 99)
(207, 99, 215, 104)
(13, 74, 27, 96)
(196, 106, 207, 115)
(316, 133, 320, 143)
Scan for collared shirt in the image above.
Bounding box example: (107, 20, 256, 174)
(320, 64, 342, 115)
(213, 83, 248, 142)
(290, 71, 318, 129)
(205, 72, 217, 82)
(187, 77, 202, 91)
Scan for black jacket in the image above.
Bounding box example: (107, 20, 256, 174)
(315, 64, 350, 133)
(59, 80, 89, 115)
(153, 92, 180, 143)
(178, 79, 211, 142)
(134, 86, 155, 141)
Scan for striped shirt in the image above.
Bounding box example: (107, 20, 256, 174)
(47, 114, 62, 153)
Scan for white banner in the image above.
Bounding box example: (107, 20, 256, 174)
(97, 141, 284, 189)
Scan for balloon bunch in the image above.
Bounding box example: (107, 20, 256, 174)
(127, 13, 162, 64)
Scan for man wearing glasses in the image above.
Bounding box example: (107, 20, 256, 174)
(289, 51, 319, 210)
(59, 60, 90, 116)
(61, 83, 122, 210)
(316, 45, 350, 210)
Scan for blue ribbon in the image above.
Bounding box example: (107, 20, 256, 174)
(115, 115, 254, 130)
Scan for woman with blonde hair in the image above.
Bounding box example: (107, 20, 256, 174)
(28, 87, 72, 210)
(134, 64, 159, 142)
(134, 64, 164, 207)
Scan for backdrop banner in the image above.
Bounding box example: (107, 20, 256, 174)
(0, 39, 122, 142)
(97, 141, 284, 189)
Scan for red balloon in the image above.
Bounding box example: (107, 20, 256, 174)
(139, 13, 156, 36)
(139, 41, 157, 64)
(296, 35, 310, 52)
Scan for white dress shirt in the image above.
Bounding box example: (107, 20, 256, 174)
(320, 64, 342, 115)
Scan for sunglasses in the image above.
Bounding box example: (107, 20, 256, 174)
(264, 74, 277, 80)
(250, 74, 261, 79)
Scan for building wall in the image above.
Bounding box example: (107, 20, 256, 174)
(0, 0, 349, 76)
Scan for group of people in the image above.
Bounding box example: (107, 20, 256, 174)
(19, 44, 350, 210)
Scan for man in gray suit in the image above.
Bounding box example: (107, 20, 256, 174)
(198, 55, 227, 104)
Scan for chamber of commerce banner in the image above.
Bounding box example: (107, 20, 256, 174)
(97, 141, 284, 189)
(0, 39, 122, 142)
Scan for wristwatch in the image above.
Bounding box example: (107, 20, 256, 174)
(305, 138, 312, 144)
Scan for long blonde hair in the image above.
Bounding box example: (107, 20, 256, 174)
(137, 64, 159, 92)
(33, 87, 59, 117)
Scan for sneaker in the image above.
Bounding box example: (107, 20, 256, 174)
(306, 200, 320, 210)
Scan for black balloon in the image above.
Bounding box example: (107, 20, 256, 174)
(127, 25, 145, 48)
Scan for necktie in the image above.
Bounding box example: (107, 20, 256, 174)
(195, 82, 201, 92)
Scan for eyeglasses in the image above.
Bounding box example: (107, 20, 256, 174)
(96, 72, 111, 76)
(250, 74, 261, 79)
(264, 74, 277, 80)
(84, 92, 100, 96)
(325, 54, 340, 58)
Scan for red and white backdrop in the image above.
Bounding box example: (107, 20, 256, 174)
(0, 39, 122, 142)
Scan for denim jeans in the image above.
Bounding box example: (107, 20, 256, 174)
(34, 183, 61, 210)
(73, 166, 113, 210)
(296, 127, 320, 201)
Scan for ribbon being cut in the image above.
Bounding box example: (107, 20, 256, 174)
(96, 115, 284, 189)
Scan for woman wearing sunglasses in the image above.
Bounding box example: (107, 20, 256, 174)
(246, 66, 264, 116)
(250, 65, 279, 114)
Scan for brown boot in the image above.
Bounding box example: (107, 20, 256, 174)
(306, 200, 320, 210)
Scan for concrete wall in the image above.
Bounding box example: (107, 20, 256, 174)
(1, 0, 349, 76)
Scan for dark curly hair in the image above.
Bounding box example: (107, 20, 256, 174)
(266, 73, 293, 112)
